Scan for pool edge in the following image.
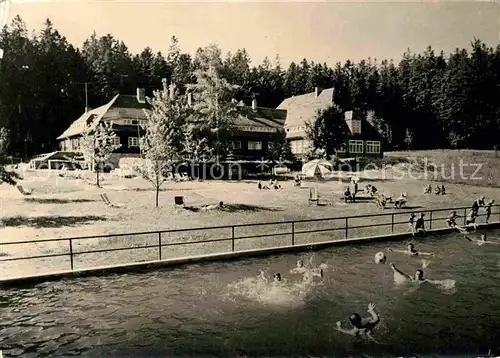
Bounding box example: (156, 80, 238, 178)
(2, 222, 499, 287)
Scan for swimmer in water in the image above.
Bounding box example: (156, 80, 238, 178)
(387, 243, 434, 257)
(390, 263, 426, 282)
(290, 260, 307, 274)
(273, 273, 282, 282)
(336, 303, 380, 342)
(390, 264, 446, 287)
(465, 234, 499, 246)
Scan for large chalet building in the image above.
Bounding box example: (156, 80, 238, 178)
(277, 87, 384, 159)
(55, 88, 286, 170)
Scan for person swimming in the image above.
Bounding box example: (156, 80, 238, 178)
(465, 234, 499, 246)
(290, 260, 307, 274)
(273, 273, 282, 282)
(390, 263, 426, 282)
(336, 303, 380, 342)
(387, 243, 434, 257)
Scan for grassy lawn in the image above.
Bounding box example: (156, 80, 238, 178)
(385, 150, 500, 187)
(1, 157, 499, 278)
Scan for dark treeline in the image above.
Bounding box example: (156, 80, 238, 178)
(1, 16, 500, 157)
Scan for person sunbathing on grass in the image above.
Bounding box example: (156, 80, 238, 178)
(200, 201, 224, 211)
(387, 243, 434, 257)
(336, 303, 380, 342)
(464, 234, 499, 246)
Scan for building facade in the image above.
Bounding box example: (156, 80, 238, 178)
(57, 90, 286, 168)
(277, 87, 383, 159)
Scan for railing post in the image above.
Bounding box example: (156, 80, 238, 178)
(158, 232, 162, 260)
(391, 214, 394, 233)
(231, 226, 235, 252)
(69, 238, 74, 271)
(464, 208, 467, 225)
(429, 210, 433, 230)
(345, 217, 348, 239)
(291, 221, 295, 246)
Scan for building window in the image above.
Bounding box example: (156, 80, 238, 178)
(128, 137, 139, 147)
(350, 120, 361, 134)
(231, 140, 242, 150)
(366, 140, 381, 154)
(112, 137, 121, 146)
(248, 141, 262, 150)
(349, 140, 364, 154)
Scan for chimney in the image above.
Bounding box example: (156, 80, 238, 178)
(136, 88, 146, 103)
(315, 86, 322, 97)
(187, 92, 193, 107)
(252, 98, 257, 111)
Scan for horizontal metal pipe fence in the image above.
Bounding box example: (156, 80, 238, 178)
(0, 204, 498, 273)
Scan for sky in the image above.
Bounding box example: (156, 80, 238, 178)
(5, 0, 500, 66)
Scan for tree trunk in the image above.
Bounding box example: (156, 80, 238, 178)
(95, 163, 100, 188)
(155, 175, 159, 207)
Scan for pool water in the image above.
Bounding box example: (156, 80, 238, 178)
(1, 229, 500, 357)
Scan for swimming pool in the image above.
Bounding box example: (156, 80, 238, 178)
(1, 229, 499, 357)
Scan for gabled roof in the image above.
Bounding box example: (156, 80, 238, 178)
(57, 95, 119, 140)
(233, 106, 286, 130)
(57, 95, 151, 140)
(277, 88, 335, 129)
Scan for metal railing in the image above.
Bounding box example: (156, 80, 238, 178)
(0, 204, 498, 275)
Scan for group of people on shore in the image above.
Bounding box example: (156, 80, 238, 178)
(445, 196, 495, 232)
(403, 195, 495, 236)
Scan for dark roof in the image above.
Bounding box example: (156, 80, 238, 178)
(233, 106, 286, 130)
(112, 95, 150, 110)
(58, 94, 150, 140)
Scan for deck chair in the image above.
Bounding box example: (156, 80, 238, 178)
(308, 187, 319, 205)
(174, 196, 185, 207)
(16, 185, 33, 196)
(100, 193, 124, 208)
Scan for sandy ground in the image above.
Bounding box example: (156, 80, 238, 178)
(1, 167, 499, 278)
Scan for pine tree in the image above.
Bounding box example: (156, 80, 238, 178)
(0, 128, 21, 185)
(140, 79, 187, 207)
(79, 120, 121, 188)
